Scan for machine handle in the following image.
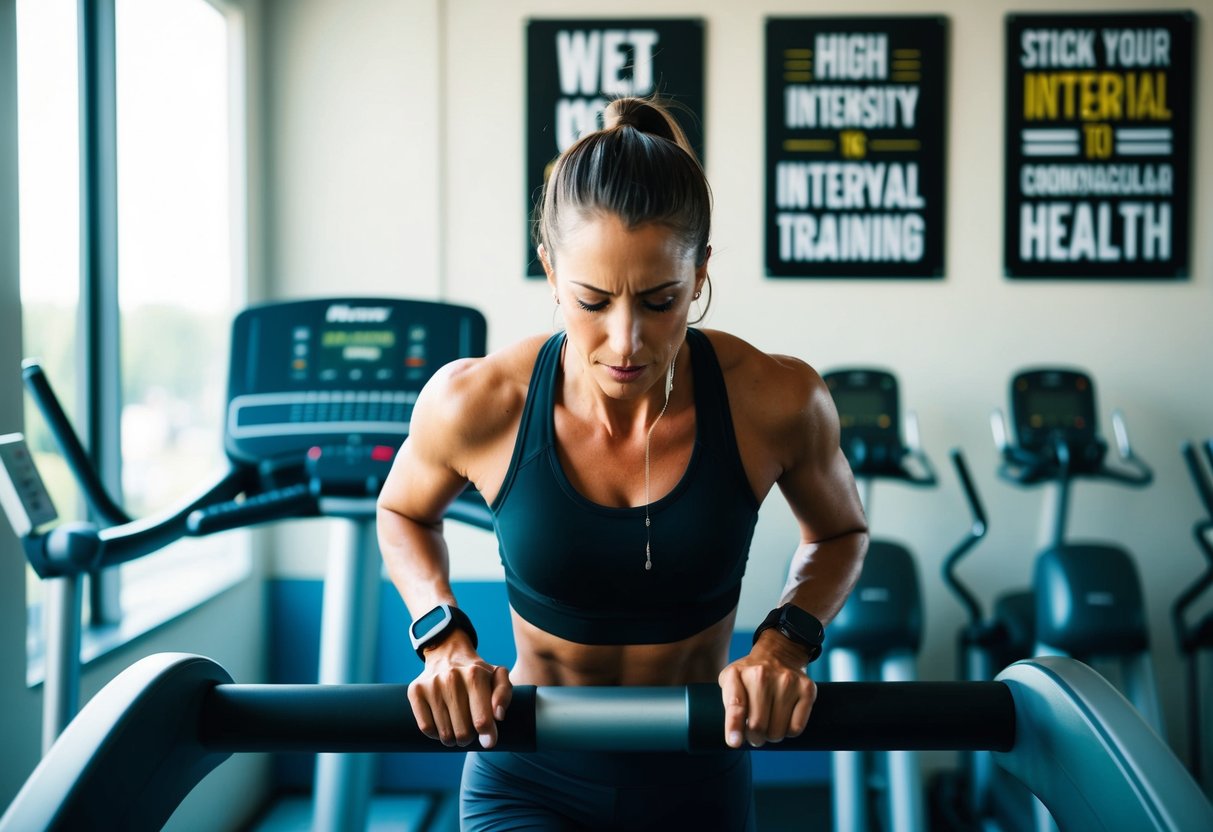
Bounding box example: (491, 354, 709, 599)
(21, 360, 131, 527)
(1174, 441, 1213, 654)
(1181, 441, 1213, 518)
(1112, 410, 1132, 459)
(905, 410, 922, 452)
(941, 448, 988, 627)
(200, 680, 1014, 754)
(990, 408, 1010, 453)
(186, 483, 318, 536)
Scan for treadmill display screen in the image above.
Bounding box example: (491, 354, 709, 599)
(1024, 389, 1085, 430)
(832, 389, 894, 431)
(289, 324, 429, 385)
(316, 328, 402, 381)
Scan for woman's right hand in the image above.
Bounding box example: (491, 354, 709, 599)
(407, 631, 512, 749)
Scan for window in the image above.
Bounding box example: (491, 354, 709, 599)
(114, 0, 247, 617)
(16, 0, 82, 651)
(16, 0, 249, 671)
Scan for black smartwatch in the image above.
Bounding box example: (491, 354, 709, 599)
(409, 604, 478, 661)
(752, 604, 825, 663)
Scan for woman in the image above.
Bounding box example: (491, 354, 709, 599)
(377, 96, 868, 830)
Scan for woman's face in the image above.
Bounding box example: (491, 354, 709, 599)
(542, 212, 707, 402)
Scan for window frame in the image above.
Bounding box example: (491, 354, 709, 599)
(19, 0, 257, 682)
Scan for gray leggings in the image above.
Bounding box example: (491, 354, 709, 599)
(460, 749, 756, 831)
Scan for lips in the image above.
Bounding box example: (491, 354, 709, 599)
(605, 364, 646, 383)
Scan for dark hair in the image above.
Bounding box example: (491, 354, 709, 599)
(536, 97, 713, 280)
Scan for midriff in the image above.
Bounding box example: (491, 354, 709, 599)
(508, 607, 737, 687)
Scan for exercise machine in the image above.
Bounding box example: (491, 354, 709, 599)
(991, 368, 1160, 730)
(1177, 439, 1213, 794)
(0, 297, 492, 831)
(823, 368, 935, 832)
(2, 651, 1210, 831)
(936, 447, 1035, 831)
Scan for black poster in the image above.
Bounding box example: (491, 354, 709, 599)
(1004, 13, 1193, 279)
(765, 17, 948, 279)
(525, 19, 705, 277)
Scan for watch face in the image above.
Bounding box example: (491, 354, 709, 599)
(411, 605, 450, 642)
(782, 605, 824, 645)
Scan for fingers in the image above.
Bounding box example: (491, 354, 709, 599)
(491, 664, 512, 722)
(719, 667, 749, 749)
(788, 677, 817, 737)
(410, 661, 511, 749)
(721, 663, 816, 748)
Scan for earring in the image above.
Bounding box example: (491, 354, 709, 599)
(693, 291, 701, 300)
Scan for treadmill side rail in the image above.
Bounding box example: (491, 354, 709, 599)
(995, 656, 1213, 831)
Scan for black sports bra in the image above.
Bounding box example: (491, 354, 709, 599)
(489, 328, 760, 645)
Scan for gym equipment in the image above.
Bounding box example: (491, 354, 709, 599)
(2, 651, 1210, 832)
(1177, 439, 1213, 793)
(937, 447, 1032, 831)
(992, 368, 1160, 729)
(1, 298, 492, 831)
(823, 368, 936, 832)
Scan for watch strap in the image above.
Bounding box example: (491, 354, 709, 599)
(752, 604, 824, 663)
(410, 604, 478, 661)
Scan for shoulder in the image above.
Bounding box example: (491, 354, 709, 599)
(409, 334, 551, 457)
(699, 329, 830, 419)
(698, 329, 837, 460)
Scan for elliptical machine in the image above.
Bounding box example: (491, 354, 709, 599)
(1177, 439, 1213, 795)
(822, 368, 936, 832)
(991, 368, 1160, 729)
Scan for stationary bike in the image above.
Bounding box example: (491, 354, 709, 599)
(822, 368, 936, 832)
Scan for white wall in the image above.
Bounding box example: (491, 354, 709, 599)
(264, 0, 1213, 764)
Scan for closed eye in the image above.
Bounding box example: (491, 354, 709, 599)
(575, 298, 608, 313)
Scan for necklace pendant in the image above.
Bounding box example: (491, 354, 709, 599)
(645, 560, 652, 571)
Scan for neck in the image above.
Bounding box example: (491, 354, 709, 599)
(561, 344, 683, 439)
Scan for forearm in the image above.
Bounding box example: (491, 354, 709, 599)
(377, 504, 458, 616)
(779, 529, 869, 625)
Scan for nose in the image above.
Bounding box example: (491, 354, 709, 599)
(607, 306, 643, 361)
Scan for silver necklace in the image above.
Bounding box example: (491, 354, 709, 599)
(643, 354, 677, 571)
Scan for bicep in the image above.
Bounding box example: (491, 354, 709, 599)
(775, 376, 866, 545)
(377, 373, 473, 527)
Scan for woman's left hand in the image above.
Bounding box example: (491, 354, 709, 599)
(718, 630, 817, 748)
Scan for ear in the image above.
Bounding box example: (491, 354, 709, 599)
(538, 244, 556, 288)
(694, 245, 712, 295)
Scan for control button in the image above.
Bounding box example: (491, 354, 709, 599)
(371, 445, 395, 462)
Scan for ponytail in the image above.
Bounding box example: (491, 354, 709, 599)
(536, 96, 712, 273)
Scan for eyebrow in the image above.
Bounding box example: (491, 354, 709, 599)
(570, 281, 682, 297)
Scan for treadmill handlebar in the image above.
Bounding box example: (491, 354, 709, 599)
(21, 360, 131, 527)
(996, 428, 1152, 489)
(1181, 441, 1213, 519)
(941, 448, 988, 627)
(1175, 441, 1213, 652)
(186, 482, 320, 535)
(199, 679, 1014, 754)
(23, 467, 250, 578)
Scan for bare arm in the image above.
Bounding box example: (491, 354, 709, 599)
(719, 358, 868, 747)
(376, 359, 512, 748)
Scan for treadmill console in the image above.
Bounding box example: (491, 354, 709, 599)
(1009, 369, 1102, 469)
(824, 369, 903, 475)
(225, 298, 486, 492)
